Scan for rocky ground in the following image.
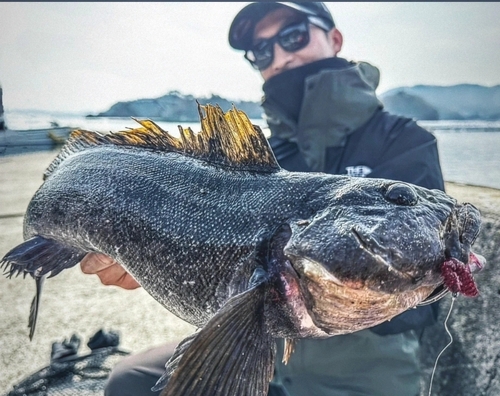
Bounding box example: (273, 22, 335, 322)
(419, 186, 500, 395)
(0, 150, 498, 395)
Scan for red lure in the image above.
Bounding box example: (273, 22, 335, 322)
(441, 254, 482, 297)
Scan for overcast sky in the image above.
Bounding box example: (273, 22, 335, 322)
(1, 2, 499, 113)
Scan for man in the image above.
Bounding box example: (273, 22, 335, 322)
(82, 3, 444, 395)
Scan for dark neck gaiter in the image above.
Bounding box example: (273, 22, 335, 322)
(262, 57, 351, 123)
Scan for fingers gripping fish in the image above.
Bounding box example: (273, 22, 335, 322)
(1, 104, 484, 396)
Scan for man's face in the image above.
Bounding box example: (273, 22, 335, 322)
(253, 8, 342, 81)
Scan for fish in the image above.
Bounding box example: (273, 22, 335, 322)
(1, 104, 484, 396)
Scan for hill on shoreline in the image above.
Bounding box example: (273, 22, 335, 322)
(88, 84, 500, 122)
(87, 90, 263, 122)
(380, 84, 500, 121)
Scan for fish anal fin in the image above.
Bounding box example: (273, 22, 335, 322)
(1, 236, 86, 339)
(160, 280, 275, 396)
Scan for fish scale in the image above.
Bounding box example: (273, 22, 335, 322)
(1, 104, 484, 396)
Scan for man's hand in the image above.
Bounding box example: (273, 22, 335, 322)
(80, 253, 141, 290)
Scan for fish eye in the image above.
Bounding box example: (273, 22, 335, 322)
(384, 183, 419, 206)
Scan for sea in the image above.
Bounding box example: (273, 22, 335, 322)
(3, 110, 500, 190)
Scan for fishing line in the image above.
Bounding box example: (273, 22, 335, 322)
(427, 293, 456, 396)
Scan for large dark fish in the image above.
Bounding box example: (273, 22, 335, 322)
(2, 104, 484, 396)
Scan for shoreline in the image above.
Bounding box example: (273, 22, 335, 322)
(1, 151, 499, 393)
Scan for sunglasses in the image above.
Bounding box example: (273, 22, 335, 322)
(245, 19, 312, 71)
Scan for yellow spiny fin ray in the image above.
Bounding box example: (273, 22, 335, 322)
(44, 104, 280, 179)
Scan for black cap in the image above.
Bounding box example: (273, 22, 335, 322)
(229, 2, 335, 51)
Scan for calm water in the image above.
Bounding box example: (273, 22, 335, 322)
(3, 110, 500, 190)
(419, 120, 500, 190)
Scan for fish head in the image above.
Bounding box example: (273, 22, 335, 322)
(282, 178, 483, 335)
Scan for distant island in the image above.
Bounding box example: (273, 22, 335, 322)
(87, 91, 263, 122)
(88, 84, 500, 122)
(380, 84, 500, 121)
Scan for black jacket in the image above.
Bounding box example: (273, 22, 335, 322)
(262, 58, 444, 335)
(269, 109, 444, 191)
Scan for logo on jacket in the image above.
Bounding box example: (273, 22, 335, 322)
(346, 165, 372, 178)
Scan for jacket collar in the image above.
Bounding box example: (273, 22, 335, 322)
(262, 58, 382, 171)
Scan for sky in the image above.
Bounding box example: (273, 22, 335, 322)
(0, 2, 499, 114)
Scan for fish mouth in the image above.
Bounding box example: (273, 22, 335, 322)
(348, 201, 484, 296)
(349, 224, 485, 304)
(418, 251, 486, 305)
(417, 284, 449, 305)
(421, 202, 484, 302)
(348, 226, 444, 294)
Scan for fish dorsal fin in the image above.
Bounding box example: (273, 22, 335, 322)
(44, 104, 279, 179)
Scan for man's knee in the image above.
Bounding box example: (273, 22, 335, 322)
(105, 356, 151, 396)
(104, 344, 174, 396)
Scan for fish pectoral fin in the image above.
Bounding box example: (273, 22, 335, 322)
(158, 281, 275, 396)
(1, 236, 86, 339)
(151, 331, 199, 392)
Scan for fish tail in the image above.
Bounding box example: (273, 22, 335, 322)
(1, 236, 86, 339)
